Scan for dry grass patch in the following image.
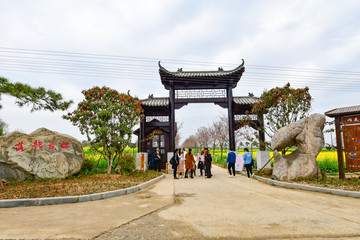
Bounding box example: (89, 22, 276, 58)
(0, 171, 162, 200)
(256, 170, 360, 192)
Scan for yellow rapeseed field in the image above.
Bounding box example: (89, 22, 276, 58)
(317, 151, 338, 161)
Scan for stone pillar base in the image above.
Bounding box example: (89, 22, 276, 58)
(257, 151, 271, 170)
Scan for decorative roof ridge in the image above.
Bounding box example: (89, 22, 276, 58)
(158, 59, 244, 75)
(142, 96, 169, 100)
(234, 95, 259, 98)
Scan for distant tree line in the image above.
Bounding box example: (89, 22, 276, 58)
(180, 114, 259, 157)
(180, 83, 314, 156)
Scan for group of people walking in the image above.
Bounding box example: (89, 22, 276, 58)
(170, 148, 213, 179)
(226, 147, 254, 179)
(153, 146, 254, 180)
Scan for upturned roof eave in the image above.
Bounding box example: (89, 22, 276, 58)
(158, 60, 245, 83)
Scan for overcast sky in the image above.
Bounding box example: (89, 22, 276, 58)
(0, 0, 359, 146)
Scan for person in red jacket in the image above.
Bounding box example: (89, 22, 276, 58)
(185, 148, 196, 178)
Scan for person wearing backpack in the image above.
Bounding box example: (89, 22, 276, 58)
(243, 148, 254, 179)
(170, 149, 180, 179)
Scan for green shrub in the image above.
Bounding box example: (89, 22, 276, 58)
(98, 159, 108, 169)
(80, 156, 95, 172)
(118, 154, 136, 175)
(72, 155, 108, 177)
(317, 158, 339, 174)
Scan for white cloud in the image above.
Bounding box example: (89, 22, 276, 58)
(0, 0, 359, 144)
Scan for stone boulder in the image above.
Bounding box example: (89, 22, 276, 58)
(0, 128, 84, 182)
(271, 113, 325, 180)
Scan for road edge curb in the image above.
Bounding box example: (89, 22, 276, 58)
(0, 174, 165, 208)
(253, 175, 360, 199)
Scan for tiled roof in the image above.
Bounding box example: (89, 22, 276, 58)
(141, 96, 258, 107)
(158, 60, 245, 78)
(325, 105, 360, 117)
(141, 97, 169, 107)
(233, 97, 259, 105)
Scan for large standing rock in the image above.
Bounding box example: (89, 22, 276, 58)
(0, 128, 84, 181)
(271, 114, 325, 180)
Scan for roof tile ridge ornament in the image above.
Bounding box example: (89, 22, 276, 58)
(158, 61, 168, 72)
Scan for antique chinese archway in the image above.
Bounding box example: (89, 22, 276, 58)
(137, 60, 265, 169)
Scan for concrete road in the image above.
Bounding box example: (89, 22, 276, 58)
(98, 165, 360, 240)
(1, 165, 360, 239)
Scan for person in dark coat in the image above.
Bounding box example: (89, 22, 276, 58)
(226, 149, 237, 177)
(153, 147, 161, 172)
(148, 148, 154, 170)
(204, 148, 212, 178)
(171, 149, 180, 179)
(198, 153, 204, 177)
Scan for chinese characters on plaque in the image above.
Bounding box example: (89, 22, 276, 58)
(14, 140, 70, 152)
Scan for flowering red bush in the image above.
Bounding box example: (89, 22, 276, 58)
(241, 83, 312, 153)
(63, 86, 144, 174)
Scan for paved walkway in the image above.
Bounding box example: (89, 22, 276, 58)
(1, 165, 360, 239)
(0, 176, 173, 239)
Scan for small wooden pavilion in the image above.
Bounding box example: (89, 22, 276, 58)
(325, 105, 360, 179)
(135, 60, 265, 169)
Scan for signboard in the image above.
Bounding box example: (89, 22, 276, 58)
(342, 117, 360, 170)
(235, 154, 244, 171)
(342, 115, 360, 125)
(136, 153, 148, 171)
